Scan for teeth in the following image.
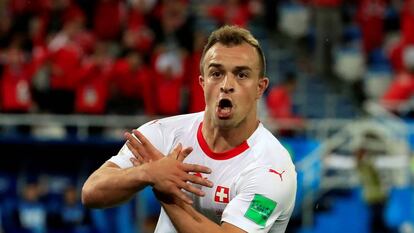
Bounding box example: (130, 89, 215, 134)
(221, 108, 231, 113)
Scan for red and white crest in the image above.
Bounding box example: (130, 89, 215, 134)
(214, 186, 229, 203)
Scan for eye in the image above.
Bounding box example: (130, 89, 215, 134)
(210, 71, 223, 79)
(237, 72, 249, 79)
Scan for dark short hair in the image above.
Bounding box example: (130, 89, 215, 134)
(200, 25, 266, 77)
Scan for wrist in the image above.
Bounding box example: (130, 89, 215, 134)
(153, 188, 174, 204)
(135, 163, 154, 187)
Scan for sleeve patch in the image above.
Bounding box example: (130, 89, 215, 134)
(244, 194, 277, 227)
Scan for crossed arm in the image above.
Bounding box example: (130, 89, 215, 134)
(81, 130, 213, 208)
(127, 130, 247, 233)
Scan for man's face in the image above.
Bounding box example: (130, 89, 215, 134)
(200, 42, 268, 129)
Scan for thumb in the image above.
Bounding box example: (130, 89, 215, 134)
(177, 147, 193, 162)
(168, 143, 183, 159)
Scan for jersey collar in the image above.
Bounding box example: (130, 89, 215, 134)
(197, 122, 250, 160)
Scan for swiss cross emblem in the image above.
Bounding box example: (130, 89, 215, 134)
(214, 186, 230, 203)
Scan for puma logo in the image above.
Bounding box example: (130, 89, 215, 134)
(269, 169, 285, 181)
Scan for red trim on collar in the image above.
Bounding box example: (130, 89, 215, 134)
(197, 122, 249, 160)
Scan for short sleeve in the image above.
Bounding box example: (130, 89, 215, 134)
(221, 166, 297, 233)
(107, 120, 167, 168)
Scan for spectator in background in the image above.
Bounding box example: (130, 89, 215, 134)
(152, 48, 187, 115)
(47, 184, 92, 233)
(188, 31, 207, 113)
(150, 0, 193, 53)
(401, 0, 414, 45)
(58, 185, 91, 233)
(382, 46, 414, 114)
(75, 42, 112, 115)
(47, 12, 86, 114)
(123, 0, 155, 54)
(93, 0, 125, 42)
(206, 0, 253, 28)
(387, 0, 414, 74)
(0, 35, 34, 113)
(355, 142, 391, 233)
(108, 50, 154, 115)
(356, 0, 386, 55)
(12, 180, 47, 233)
(266, 72, 303, 135)
(311, 0, 343, 78)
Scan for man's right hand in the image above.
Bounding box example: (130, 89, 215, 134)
(124, 131, 213, 204)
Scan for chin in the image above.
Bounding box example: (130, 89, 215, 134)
(215, 117, 238, 129)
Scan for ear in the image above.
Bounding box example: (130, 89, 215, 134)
(256, 77, 269, 99)
(199, 75, 205, 90)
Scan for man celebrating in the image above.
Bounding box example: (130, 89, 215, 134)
(82, 25, 297, 233)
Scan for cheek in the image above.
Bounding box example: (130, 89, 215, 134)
(238, 87, 257, 105)
(203, 85, 217, 103)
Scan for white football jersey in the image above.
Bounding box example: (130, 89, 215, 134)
(108, 112, 297, 233)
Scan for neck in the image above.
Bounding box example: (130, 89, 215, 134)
(201, 116, 259, 153)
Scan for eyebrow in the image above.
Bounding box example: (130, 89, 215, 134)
(208, 63, 253, 72)
(233, 66, 252, 73)
(208, 63, 223, 69)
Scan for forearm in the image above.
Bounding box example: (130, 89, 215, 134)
(82, 162, 151, 208)
(161, 201, 225, 233)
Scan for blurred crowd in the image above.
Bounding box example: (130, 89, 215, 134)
(0, 174, 145, 233)
(1, 0, 414, 119)
(0, 175, 92, 233)
(0, 0, 268, 116)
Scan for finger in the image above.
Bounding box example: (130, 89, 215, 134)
(130, 157, 142, 167)
(126, 141, 145, 163)
(125, 133, 152, 162)
(178, 181, 205, 197)
(186, 174, 213, 188)
(132, 130, 156, 151)
(177, 147, 193, 162)
(125, 132, 146, 156)
(168, 143, 182, 159)
(173, 188, 193, 205)
(126, 140, 139, 157)
(132, 130, 150, 146)
(182, 163, 212, 174)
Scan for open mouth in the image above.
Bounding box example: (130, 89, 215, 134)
(217, 98, 233, 119)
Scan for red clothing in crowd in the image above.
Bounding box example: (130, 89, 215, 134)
(188, 51, 205, 113)
(266, 84, 303, 134)
(0, 52, 36, 112)
(382, 72, 414, 108)
(93, 0, 125, 40)
(154, 73, 183, 115)
(151, 51, 187, 115)
(312, 0, 342, 7)
(1, 70, 32, 112)
(49, 43, 82, 91)
(75, 60, 111, 114)
(401, 0, 414, 44)
(8, 0, 47, 15)
(357, 0, 386, 54)
(125, 8, 153, 53)
(388, 40, 406, 72)
(267, 85, 295, 119)
(388, 0, 414, 72)
(110, 59, 155, 114)
(208, 3, 251, 27)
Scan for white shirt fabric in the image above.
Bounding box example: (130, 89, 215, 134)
(108, 112, 297, 233)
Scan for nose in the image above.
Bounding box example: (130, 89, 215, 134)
(220, 75, 235, 94)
